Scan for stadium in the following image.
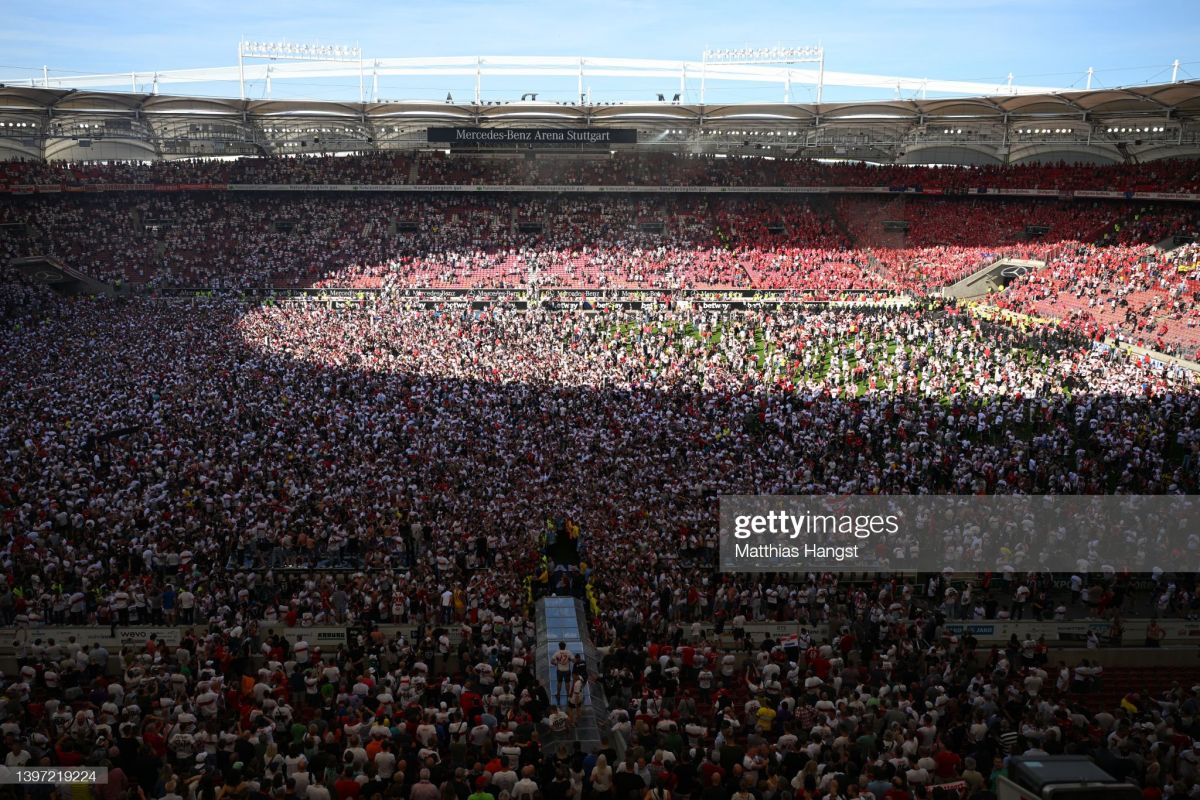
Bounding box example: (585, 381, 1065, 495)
(4, 13, 1200, 800)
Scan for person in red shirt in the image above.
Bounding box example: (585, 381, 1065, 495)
(54, 736, 83, 766)
(334, 768, 363, 800)
(933, 746, 962, 780)
(881, 777, 912, 800)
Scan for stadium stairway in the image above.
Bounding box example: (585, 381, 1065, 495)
(815, 197, 857, 247)
(535, 596, 616, 757)
(1156, 233, 1197, 252)
(941, 257, 1045, 300)
(10, 255, 119, 296)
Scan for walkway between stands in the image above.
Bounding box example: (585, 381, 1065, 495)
(534, 596, 615, 757)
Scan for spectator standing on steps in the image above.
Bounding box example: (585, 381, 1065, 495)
(552, 641, 573, 706)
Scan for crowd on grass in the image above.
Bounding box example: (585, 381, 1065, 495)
(4, 153, 1200, 798)
(5, 285, 1200, 796)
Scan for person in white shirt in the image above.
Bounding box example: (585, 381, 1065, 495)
(5, 746, 32, 767)
(306, 776, 331, 800)
(373, 742, 397, 780)
(551, 642, 573, 705)
(176, 590, 195, 624)
(512, 766, 539, 800)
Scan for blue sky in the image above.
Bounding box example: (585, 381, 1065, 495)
(1, 0, 1197, 103)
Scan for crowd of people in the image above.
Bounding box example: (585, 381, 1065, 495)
(3, 288, 1200, 798)
(5, 152, 1200, 193)
(987, 243, 1200, 358)
(0, 192, 870, 291)
(0, 189, 1196, 297)
(4, 151, 1200, 799)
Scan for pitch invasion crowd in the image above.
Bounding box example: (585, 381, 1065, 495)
(4, 152, 1200, 193)
(5, 289, 1200, 798)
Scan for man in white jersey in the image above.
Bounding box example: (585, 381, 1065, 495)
(551, 641, 573, 705)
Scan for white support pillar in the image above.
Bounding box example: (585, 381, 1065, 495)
(359, 57, 365, 104)
(474, 57, 482, 104)
(42, 65, 48, 87)
(372, 61, 379, 103)
(578, 57, 584, 104)
(1173, 59, 1181, 83)
(1086, 67, 1094, 90)
(784, 70, 790, 103)
(238, 42, 246, 100)
(816, 52, 825, 103)
(700, 54, 707, 104)
(680, 62, 686, 99)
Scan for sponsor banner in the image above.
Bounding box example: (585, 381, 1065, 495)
(541, 300, 595, 311)
(8, 626, 181, 648)
(7, 617, 1200, 651)
(118, 627, 182, 647)
(428, 127, 638, 145)
(1136, 191, 1200, 201)
(31, 627, 115, 647)
(285, 626, 348, 646)
(942, 620, 1098, 644)
(2, 182, 1197, 200)
(1057, 621, 1116, 645)
(1161, 621, 1200, 640)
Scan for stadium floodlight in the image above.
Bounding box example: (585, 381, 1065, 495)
(240, 39, 361, 62)
(238, 38, 363, 101)
(703, 45, 823, 65)
(702, 44, 825, 103)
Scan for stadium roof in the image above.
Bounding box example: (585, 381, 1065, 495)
(1, 80, 1198, 166)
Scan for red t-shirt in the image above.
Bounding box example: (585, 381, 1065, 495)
(933, 750, 961, 779)
(334, 778, 362, 800)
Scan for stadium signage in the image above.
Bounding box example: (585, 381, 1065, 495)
(428, 127, 637, 145)
(721, 495, 1200, 574)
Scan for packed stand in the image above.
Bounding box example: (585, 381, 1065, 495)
(4, 153, 1200, 192)
(987, 243, 1200, 358)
